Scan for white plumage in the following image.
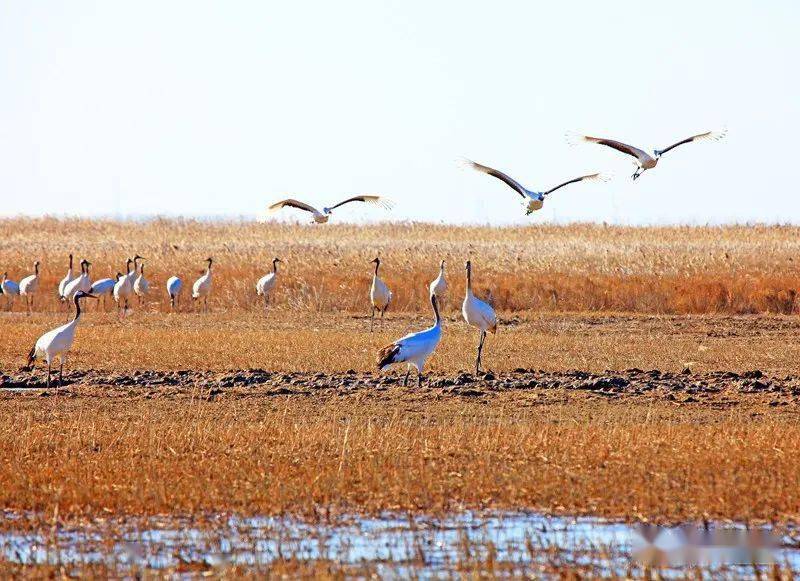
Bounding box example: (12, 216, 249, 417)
(1, 272, 20, 310)
(25, 290, 97, 387)
(166, 276, 183, 311)
(133, 262, 149, 305)
(62, 259, 91, 302)
(91, 273, 122, 311)
(58, 254, 76, 299)
(377, 292, 442, 387)
(255, 258, 281, 311)
(19, 261, 40, 295)
(90, 275, 119, 297)
(429, 259, 448, 298)
(369, 257, 392, 332)
(19, 261, 40, 314)
(467, 160, 605, 215)
(114, 258, 134, 315)
(570, 130, 726, 180)
(267, 195, 392, 224)
(124, 255, 143, 299)
(462, 260, 497, 374)
(192, 258, 213, 312)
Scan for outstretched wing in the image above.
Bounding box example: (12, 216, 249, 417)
(544, 173, 606, 196)
(655, 129, 727, 157)
(466, 160, 529, 199)
(267, 199, 319, 214)
(327, 195, 392, 211)
(574, 134, 652, 163)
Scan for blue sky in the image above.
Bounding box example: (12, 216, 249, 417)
(0, 1, 797, 225)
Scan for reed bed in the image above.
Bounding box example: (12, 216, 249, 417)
(4, 310, 800, 374)
(2, 217, 800, 568)
(2, 217, 800, 314)
(0, 396, 797, 523)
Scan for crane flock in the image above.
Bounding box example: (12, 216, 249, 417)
(6, 128, 726, 386)
(11, 251, 490, 386)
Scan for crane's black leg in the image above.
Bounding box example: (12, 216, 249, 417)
(476, 330, 486, 374)
(403, 367, 410, 386)
(370, 307, 375, 333)
(46, 363, 51, 388)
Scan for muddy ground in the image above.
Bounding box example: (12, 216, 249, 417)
(2, 367, 799, 412)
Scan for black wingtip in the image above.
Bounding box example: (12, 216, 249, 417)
(23, 345, 36, 371)
(376, 344, 401, 370)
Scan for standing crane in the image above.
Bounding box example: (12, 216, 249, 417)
(1, 273, 20, 311)
(369, 257, 392, 332)
(19, 261, 40, 314)
(377, 292, 442, 387)
(166, 275, 183, 311)
(192, 258, 213, 312)
(24, 290, 97, 387)
(255, 258, 281, 311)
(462, 260, 497, 374)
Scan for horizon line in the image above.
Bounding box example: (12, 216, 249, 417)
(2, 213, 800, 229)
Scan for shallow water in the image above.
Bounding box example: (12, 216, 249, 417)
(0, 510, 797, 576)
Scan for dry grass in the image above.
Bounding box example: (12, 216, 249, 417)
(3, 217, 800, 314)
(2, 217, 800, 545)
(5, 310, 800, 375)
(0, 393, 797, 524)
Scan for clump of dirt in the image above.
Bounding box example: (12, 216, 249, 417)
(3, 368, 800, 407)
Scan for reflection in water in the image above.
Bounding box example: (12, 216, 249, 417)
(0, 511, 797, 576)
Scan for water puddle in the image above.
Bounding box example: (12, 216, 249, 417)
(0, 511, 797, 576)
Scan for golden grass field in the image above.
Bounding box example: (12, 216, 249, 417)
(1, 219, 800, 566)
(2, 217, 800, 315)
(1, 386, 798, 524)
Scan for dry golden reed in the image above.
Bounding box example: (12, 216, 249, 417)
(0, 395, 797, 523)
(4, 311, 800, 375)
(2, 217, 800, 314)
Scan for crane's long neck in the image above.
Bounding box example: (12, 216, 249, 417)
(374, 262, 379, 276)
(465, 265, 472, 295)
(69, 255, 73, 271)
(73, 295, 83, 322)
(35, 263, 39, 276)
(431, 293, 441, 326)
(273, 261, 278, 274)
